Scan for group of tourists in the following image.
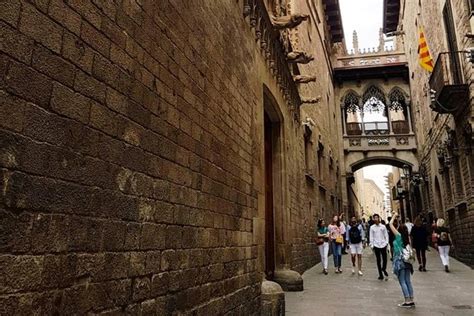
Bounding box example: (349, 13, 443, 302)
(315, 212, 454, 308)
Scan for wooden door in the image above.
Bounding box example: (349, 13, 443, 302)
(264, 112, 275, 279)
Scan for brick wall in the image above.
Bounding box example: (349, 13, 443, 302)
(1, 0, 263, 314)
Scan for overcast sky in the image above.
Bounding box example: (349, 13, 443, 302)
(339, 0, 385, 52)
(339, 0, 392, 195)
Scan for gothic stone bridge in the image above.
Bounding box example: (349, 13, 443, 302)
(334, 46, 419, 178)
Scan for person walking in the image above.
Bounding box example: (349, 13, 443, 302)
(389, 213, 415, 308)
(340, 213, 348, 255)
(346, 216, 365, 275)
(328, 215, 346, 273)
(316, 219, 330, 275)
(410, 216, 429, 271)
(362, 218, 369, 246)
(434, 218, 454, 272)
(405, 218, 414, 234)
(386, 217, 397, 261)
(369, 214, 389, 280)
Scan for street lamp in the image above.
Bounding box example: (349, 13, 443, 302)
(401, 164, 412, 221)
(402, 164, 411, 179)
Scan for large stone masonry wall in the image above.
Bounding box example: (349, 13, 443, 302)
(287, 0, 344, 274)
(0, 0, 347, 313)
(1, 0, 264, 314)
(401, 0, 474, 265)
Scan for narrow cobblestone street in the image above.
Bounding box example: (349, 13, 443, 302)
(286, 249, 474, 315)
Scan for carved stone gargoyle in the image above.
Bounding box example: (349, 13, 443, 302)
(293, 75, 317, 83)
(287, 51, 314, 64)
(301, 96, 322, 104)
(271, 14, 309, 29)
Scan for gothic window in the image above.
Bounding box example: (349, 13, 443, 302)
(388, 88, 409, 133)
(388, 88, 407, 112)
(362, 86, 387, 114)
(362, 86, 388, 133)
(344, 91, 360, 114)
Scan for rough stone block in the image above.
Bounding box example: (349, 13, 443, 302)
(33, 43, 77, 85)
(50, 82, 91, 123)
(0, 21, 34, 63)
(5, 60, 52, 107)
(19, 3, 63, 53)
(273, 270, 303, 292)
(62, 32, 94, 73)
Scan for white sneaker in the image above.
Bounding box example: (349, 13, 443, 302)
(352, 268, 355, 274)
(358, 270, 363, 276)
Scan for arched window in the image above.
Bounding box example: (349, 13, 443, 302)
(388, 88, 409, 134)
(343, 91, 362, 135)
(362, 86, 388, 134)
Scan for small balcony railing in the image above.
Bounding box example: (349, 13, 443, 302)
(429, 51, 469, 113)
(346, 121, 409, 135)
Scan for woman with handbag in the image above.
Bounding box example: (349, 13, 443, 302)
(389, 213, 415, 308)
(316, 219, 330, 275)
(328, 215, 346, 273)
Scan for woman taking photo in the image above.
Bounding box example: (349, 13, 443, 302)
(410, 215, 429, 271)
(389, 213, 415, 308)
(328, 215, 346, 273)
(316, 219, 330, 275)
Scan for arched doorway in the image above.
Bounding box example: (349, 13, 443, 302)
(262, 86, 286, 280)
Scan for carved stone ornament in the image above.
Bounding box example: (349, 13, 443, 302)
(270, 14, 309, 29)
(293, 75, 317, 83)
(286, 51, 314, 64)
(301, 96, 321, 104)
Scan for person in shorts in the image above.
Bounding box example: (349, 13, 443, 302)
(346, 216, 365, 275)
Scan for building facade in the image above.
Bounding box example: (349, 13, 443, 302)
(0, 0, 345, 314)
(393, 0, 474, 265)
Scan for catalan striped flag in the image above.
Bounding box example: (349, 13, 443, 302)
(418, 27, 434, 72)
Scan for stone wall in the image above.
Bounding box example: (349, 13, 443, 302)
(400, 0, 474, 266)
(1, 0, 263, 314)
(288, 0, 344, 274)
(0, 0, 345, 313)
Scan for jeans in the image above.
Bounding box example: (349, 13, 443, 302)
(374, 246, 387, 277)
(416, 248, 426, 267)
(331, 242, 342, 268)
(438, 245, 450, 266)
(397, 267, 414, 298)
(318, 242, 329, 269)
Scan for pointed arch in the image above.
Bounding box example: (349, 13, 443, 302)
(342, 89, 361, 113)
(388, 87, 408, 111)
(362, 85, 387, 105)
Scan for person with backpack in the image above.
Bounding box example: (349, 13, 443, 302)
(369, 214, 389, 280)
(389, 213, 415, 308)
(328, 215, 346, 273)
(346, 216, 365, 275)
(434, 218, 454, 272)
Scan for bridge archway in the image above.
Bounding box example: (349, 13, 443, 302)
(344, 152, 419, 175)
